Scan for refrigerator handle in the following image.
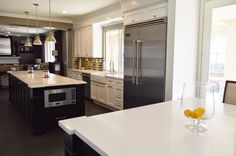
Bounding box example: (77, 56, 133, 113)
(132, 40, 137, 85)
(136, 40, 143, 85)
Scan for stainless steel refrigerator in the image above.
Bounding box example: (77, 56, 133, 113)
(124, 18, 167, 109)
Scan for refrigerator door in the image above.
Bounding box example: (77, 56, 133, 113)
(124, 20, 167, 109)
(124, 26, 139, 107)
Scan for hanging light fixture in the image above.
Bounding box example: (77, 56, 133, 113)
(24, 11, 32, 47)
(45, 0, 56, 43)
(33, 3, 42, 45)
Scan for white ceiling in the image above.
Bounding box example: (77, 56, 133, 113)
(0, 0, 118, 21)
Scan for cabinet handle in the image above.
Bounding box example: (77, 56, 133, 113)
(108, 85, 113, 88)
(116, 95, 122, 99)
(116, 88, 122, 91)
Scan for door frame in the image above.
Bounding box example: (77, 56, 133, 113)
(198, 0, 236, 83)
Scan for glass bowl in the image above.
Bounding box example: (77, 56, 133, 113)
(180, 82, 215, 132)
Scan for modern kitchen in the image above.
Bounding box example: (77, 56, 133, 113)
(1, 0, 236, 156)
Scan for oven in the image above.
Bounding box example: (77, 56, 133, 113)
(44, 88, 76, 108)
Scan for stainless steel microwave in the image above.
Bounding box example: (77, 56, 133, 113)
(44, 88, 76, 108)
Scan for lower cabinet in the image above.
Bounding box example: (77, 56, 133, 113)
(107, 84, 123, 109)
(67, 69, 83, 80)
(107, 84, 116, 107)
(91, 81, 107, 104)
(91, 77, 123, 110)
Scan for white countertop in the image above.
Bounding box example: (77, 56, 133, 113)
(59, 100, 236, 156)
(9, 71, 86, 88)
(70, 69, 103, 74)
(70, 69, 124, 79)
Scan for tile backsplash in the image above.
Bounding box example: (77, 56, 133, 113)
(73, 57, 104, 71)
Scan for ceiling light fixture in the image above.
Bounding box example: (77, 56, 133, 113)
(45, 0, 56, 43)
(62, 11, 67, 14)
(33, 3, 42, 45)
(24, 11, 32, 47)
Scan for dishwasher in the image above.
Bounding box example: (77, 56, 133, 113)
(82, 73, 91, 99)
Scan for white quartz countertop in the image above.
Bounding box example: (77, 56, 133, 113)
(70, 69, 103, 74)
(59, 100, 236, 156)
(9, 71, 86, 88)
(70, 69, 124, 79)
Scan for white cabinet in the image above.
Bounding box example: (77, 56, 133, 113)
(67, 70, 82, 80)
(75, 26, 93, 57)
(91, 81, 99, 100)
(124, 3, 167, 25)
(106, 77, 123, 109)
(98, 83, 107, 104)
(91, 81, 107, 104)
(107, 84, 116, 107)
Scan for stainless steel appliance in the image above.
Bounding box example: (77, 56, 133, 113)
(124, 18, 167, 109)
(82, 73, 91, 99)
(44, 88, 76, 108)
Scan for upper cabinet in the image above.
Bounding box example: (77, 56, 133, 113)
(124, 3, 168, 25)
(75, 25, 102, 58)
(75, 26, 93, 57)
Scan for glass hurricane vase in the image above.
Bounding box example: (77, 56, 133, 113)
(180, 82, 215, 132)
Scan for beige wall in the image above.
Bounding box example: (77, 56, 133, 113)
(0, 16, 73, 30)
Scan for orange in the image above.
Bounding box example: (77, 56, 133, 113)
(184, 109, 192, 117)
(190, 111, 198, 119)
(194, 107, 205, 118)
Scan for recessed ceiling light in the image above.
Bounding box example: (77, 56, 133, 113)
(62, 11, 68, 14)
(43, 27, 56, 30)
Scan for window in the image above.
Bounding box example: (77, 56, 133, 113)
(103, 24, 124, 73)
(44, 42, 55, 62)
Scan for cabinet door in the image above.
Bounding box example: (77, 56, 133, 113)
(74, 30, 80, 57)
(87, 26, 93, 57)
(107, 84, 116, 107)
(98, 84, 107, 104)
(83, 27, 88, 57)
(79, 28, 84, 57)
(91, 82, 99, 100)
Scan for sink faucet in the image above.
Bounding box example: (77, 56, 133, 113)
(110, 61, 116, 75)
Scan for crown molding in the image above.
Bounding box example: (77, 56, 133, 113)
(0, 12, 73, 23)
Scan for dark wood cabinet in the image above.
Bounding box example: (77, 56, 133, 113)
(64, 133, 101, 156)
(8, 74, 85, 135)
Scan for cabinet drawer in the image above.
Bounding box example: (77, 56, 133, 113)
(115, 95, 123, 101)
(106, 78, 114, 84)
(115, 100, 123, 109)
(115, 87, 123, 93)
(114, 79, 123, 86)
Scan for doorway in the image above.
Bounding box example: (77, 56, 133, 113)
(200, 0, 236, 101)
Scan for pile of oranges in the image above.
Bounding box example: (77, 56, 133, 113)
(184, 107, 205, 119)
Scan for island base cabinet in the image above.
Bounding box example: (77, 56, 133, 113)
(64, 133, 100, 156)
(8, 74, 85, 136)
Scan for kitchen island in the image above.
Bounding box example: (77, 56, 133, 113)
(8, 71, 86, 135)
(59, 100, 236, 156)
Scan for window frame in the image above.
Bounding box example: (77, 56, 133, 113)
(102, 23, 124, 73)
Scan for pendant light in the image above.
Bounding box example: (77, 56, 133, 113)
(45, 0, 56, 43)
(33, 3, 42, 45)
(24, 11, 32, 47)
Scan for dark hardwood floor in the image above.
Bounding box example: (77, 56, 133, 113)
(0, 89, 112, 156)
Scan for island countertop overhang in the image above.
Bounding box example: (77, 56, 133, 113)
(8, 71, 87, 88)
